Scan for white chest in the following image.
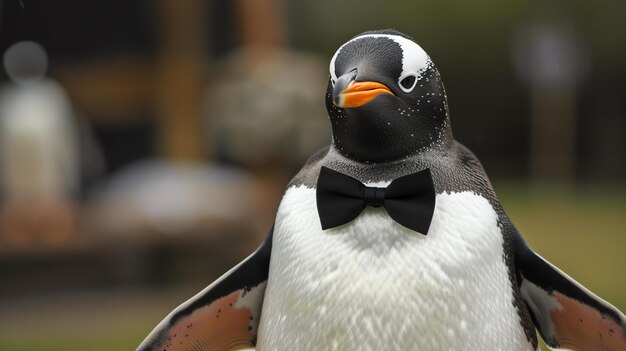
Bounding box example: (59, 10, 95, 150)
(257, 186, 533, 350)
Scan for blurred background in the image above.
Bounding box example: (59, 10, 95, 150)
(0, 0, 624, 350)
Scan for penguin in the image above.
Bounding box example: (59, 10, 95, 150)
(137, 29, 626, 351)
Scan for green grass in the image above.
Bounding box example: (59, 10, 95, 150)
(496, 182, 626, 350)
(497, 182, 626, 302)
(0, 183, 624, 350)
(0, 289, 187, 351)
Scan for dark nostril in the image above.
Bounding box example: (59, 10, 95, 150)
(348, 68, 358, 81)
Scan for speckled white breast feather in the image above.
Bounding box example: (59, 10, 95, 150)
(257, 185, 534, 351)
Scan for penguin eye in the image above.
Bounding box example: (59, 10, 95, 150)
(399, 74, 417, 92)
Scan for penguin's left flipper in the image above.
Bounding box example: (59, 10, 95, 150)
(516, 241, 626, 350)
(136, 226, 273, 351)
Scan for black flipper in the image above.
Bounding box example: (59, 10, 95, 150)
(515, 237, 626, 350)
(137, 226, 273, 351)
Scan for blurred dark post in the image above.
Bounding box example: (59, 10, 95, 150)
(156, 0, 206, 161)
(233, 0, 290, 224)
(234, 0, 286, 49)
(513, 11, 587, 183)
(529, 76, 576, 181)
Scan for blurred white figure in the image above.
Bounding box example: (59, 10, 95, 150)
(0, 41, 78, 246)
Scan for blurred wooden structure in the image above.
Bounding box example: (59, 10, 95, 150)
(0, 0, 288, 293)
(156, 0, 206, 161)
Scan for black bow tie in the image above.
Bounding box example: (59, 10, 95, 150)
(316, 167, 436, 234)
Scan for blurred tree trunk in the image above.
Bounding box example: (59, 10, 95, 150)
(530, 88, 576, 181)
(233, 0, 290, 235)
(513, 14, 586, 183)
(156, 0, 206, 161)
(234, 0, 286, 49)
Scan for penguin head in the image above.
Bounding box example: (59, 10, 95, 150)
(326, 29, 452, 163)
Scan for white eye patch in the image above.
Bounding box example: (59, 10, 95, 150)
(329, 34, 430, 91)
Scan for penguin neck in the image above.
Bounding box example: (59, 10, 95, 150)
(327, 135, 453, 181)
(330, 113, 454, 164)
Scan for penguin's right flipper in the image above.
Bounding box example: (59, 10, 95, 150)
(516, 240, 626, 350)
(136, 226, 273, 351)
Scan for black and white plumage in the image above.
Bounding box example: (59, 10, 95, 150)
(137, 29, 626, 351)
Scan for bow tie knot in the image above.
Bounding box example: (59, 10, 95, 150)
(363, 186, 385, 208)
(316, 166, 436, 234)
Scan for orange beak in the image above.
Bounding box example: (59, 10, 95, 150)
(333, 81, 394, 108)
